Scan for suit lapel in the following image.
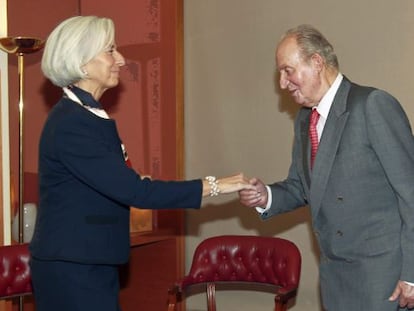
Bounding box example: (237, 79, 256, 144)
(309, 79, 351, 218)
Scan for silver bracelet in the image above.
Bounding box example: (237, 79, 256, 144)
(205, 176, 220, 196)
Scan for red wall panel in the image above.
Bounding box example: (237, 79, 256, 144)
(81, 0, 180, 180)
(7, 0, 79, 174)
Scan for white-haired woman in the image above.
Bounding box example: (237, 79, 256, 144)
(29, 15, 251, 311)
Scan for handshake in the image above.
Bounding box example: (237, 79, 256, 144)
(202, 173, 268, 208)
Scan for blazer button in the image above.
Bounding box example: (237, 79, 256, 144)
(337, 196, 344, 202)
(336, 230, 343, 236)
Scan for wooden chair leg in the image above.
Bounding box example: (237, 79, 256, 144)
(206, 283, 216, 311)
(167, 287, 179, 311)
(275, 301, 288, 311)
(274, 288, 297, 311)
(168, 299, 177, 311)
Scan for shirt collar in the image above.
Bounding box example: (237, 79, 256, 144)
(315, 73, 343, 119)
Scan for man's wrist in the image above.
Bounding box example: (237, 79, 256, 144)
(255, 186, 272, 214)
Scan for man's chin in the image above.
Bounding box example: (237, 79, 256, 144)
(291, 96, 305, 105)
(289, 93, 311, 107)
(291, 93, 303, 104)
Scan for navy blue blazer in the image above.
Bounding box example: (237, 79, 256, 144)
(29, 87, 202, 265)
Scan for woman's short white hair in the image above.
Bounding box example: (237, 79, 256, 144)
(41, 15, 115, 87)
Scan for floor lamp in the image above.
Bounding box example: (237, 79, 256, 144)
(0, 36, 44, 311)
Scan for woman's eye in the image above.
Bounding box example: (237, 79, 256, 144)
(106, 45, 116, 54)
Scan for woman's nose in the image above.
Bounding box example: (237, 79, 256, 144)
(115, 51, 126, 66)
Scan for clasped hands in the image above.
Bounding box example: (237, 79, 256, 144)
(214, 174, 267, 206)
(218, 174, 268, 207)
(238, 177, 268, 208)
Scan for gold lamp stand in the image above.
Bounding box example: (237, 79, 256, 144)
(0, 36, 44, 311)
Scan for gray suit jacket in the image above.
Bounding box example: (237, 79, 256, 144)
(262, 77, 414, 310)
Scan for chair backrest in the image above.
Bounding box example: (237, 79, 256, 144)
(180, 235, 301, 291)
(0, 243, 32, 299)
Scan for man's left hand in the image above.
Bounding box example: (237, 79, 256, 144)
(389, 280, 414, 309)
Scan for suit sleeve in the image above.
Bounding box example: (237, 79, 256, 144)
(365, 89, 414, 281)
(262, 112, 308, 220)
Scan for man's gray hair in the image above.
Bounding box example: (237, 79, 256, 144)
(283, 24, 339, 70)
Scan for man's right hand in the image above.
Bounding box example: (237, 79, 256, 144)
(239, 177, 268, 208)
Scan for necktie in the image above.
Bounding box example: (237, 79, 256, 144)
(309, 108, 320, 168)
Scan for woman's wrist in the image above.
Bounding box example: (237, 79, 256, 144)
(202, 176, 221, 197)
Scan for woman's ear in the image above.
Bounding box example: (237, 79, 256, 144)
(81, 65, 89, 77)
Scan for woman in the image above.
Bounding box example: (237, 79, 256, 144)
(29, 15, 251, 311)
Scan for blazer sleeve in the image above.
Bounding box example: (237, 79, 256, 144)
(53, 111, 202, 210)
(364, 89, 414, 281)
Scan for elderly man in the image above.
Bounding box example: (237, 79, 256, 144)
(239, 24, 414, 310)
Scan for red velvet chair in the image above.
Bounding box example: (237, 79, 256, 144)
(167, 235, 301, 311)
(0, 243, 32, 299)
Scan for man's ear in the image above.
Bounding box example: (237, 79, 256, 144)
(311, 53, 324, 72)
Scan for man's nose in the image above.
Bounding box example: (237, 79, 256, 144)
(279, 75, 288, 89)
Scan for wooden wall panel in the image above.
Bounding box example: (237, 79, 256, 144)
(7, 0, 79, 174)
(80, 0, 182, 182)
(119, 239, 179, 311)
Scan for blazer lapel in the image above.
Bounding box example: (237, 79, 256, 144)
(309, 79, 352, 218)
